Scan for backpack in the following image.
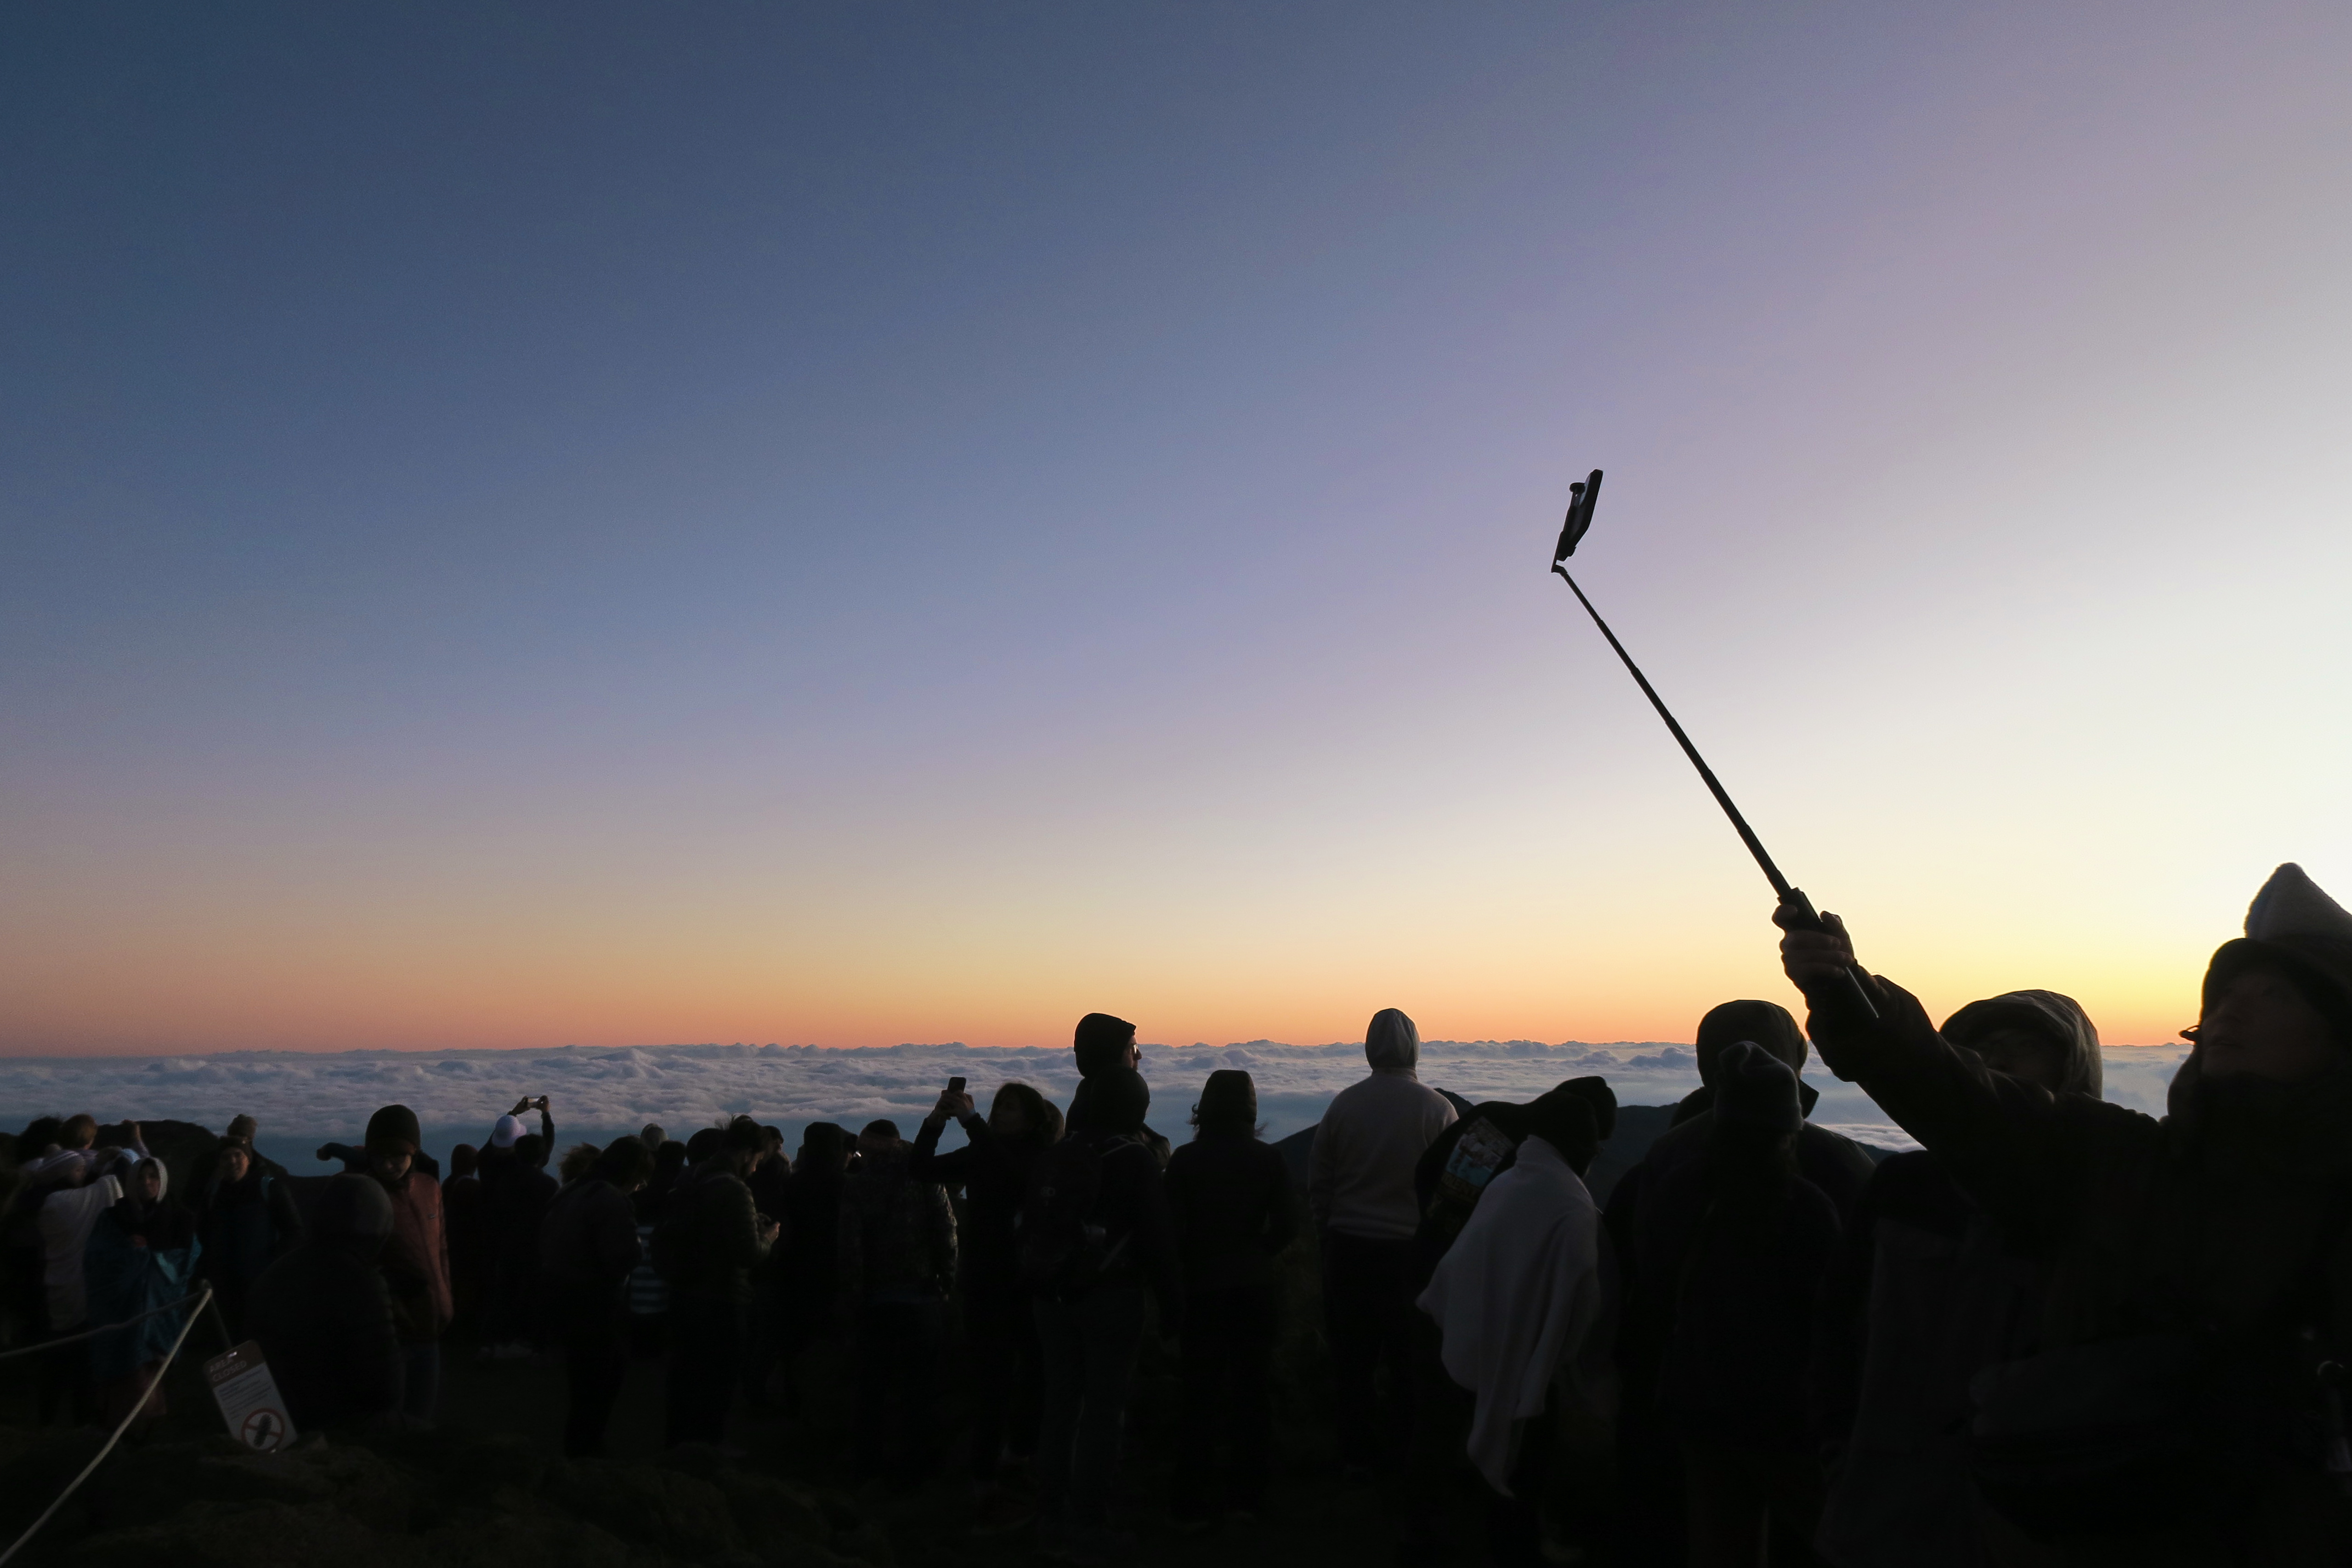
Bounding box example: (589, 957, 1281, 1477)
(1018, 1134, 1126, 1298)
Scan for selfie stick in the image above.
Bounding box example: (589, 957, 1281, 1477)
(1549, 470, 1878, 1022)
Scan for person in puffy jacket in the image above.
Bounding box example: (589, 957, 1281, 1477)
(1814, 990, 2102, 1568)
(364, 1104, 451, 1423)
(1165, 1070, 1296, 1527)
(1631, 1042, 1841, 1568)
(1781, 862, 2352, 1564)
(540, 1136, 653, 1456)
(912, 1080, 1060, 1523)
(250, 1174, 404, 1431)
(196, 1138, 301, 1340)
(84, 1157, 201, 1432)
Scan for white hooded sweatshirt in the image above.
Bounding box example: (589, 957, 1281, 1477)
(1416, 1133, 1616, 1494)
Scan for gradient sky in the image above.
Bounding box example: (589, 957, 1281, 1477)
(6, 2, 2350, 1058)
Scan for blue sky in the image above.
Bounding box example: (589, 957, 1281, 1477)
(6, 2, 2350, 1055)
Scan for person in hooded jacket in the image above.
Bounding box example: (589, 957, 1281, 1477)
(541, 1135, 654, 1456)
(1606, 999, 1874, 1567)
(839, 1118, 957, 1486)
(1814, 991, 2101, 1568)
(1780, 863, 2352, 1565)
(251, 1173, 405, 1429)
(657, 1115, 779, 1451)
(1072, 1012, 1174, 1166)
(1165, 1069, 1298, 1528)
(83, 1156, 202, 1432)
(913, 1080, 1060, 1525)
(195, 1137, 301, 1340)
(34, 1147, 136, 1425)
(775, 1121, 848, 1414)
(363, 1104, 452, 1423)
(1418, 1092, 1618, 1568)
(1030, 1065, 1182, 1564)
(1308, 1007, 1459, 1479)
(1629, 1041, 1842, 1567)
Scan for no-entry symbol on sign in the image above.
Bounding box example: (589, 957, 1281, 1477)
(206, 1341, 297, 1453)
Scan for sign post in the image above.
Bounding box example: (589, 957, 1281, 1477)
(205, 1341, 295, 1453)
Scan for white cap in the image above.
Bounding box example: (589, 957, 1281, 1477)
(490, 1114, 527, 1148)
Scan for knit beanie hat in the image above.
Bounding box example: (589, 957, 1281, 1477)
(489, 1114, 528, 1149)
(1695, 1000, 1807, 1086)
(1712, 1040, 1803, 1134)
(1194, 1069, 1258, 1135)
(1074, 1013, 1138, 1077)
(1365, 1008, 1421, 1073)
(2202, 864, 2352, 1045)
(365, 1103, 422, 1156)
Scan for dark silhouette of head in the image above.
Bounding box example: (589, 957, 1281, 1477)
(1075, 1013, 1139, 1077)
(1191, 1070, 1260, 1139)
(1695, 1000, 1807, 1087)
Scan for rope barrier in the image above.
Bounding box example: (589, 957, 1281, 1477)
(0, 1290, 212, 1363)
(0, 1281, 213, 1568)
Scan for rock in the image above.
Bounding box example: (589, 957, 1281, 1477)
(713, 1470, 834, 1549)
(413, 1511, 635, 1568)
(538, 1457, 745, 1560)
(61, 1499, 410, 1568)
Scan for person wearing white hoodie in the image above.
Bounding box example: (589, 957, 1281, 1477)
(1418, 1091, 1617, 1567)
(1308, 1007, 1457, 1477)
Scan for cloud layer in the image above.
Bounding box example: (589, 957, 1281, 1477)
(0, 1039, 2191, 1163)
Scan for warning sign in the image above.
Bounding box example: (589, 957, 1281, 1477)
(206, 1341, 296, 1453)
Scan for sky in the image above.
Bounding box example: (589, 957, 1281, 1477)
(5, 2, 2350, 1060)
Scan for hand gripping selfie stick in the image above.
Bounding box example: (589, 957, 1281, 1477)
(1549, 470, 1878, 1023)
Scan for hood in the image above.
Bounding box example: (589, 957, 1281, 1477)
(1694, 1000, 1807, 1086)
(1366, 1008, 1420, 1074)
(309, 1173, 396, 1255)
(2201, 863, 2352, 1045)
(1713, 1040, 1803, 1134)
(1942, 989, 2104, 1097)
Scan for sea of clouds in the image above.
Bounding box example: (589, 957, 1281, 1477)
(0, 1039, 2193, 1166)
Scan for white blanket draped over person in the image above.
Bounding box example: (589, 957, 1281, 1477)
(1416, 1129, 1617, 1494)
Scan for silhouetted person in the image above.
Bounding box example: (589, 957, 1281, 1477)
(1073, 1011, 1172, 1165)
(1815, 991, 2102, 1568)
(1606, 999, 1872, 1566)
(627, 1138, 690, 1357)
(1632, 1041, 1843, 1565)
(251, 1174, 404, 1430)
(84, 1156, 200, 1433)
(365, 1103, 452, 1423)
(1165, 1069, 1296, 1528)
(656, 1115, 778, 1452)
(480, 1097, 556, 1357)
(742, 1125, 795, 1412)
(912, 1081, 1060, 1526)
(442, 1142, 485, 1331)
(1782, 862, 2352, 1559)
(839, 1118, 956, 1486)
(195, 1137, 301, 1339)
(776, 1122, 849, 1412)
(34, 1147, 134, 1425)
(1418, 1092, 1617, 1568)
(1308, 1006, 1457, 1479)
(542, 1135, 654, 1456)
(1029, 1066, 1180, 1562)
(1415, 1076, 1619, 1274)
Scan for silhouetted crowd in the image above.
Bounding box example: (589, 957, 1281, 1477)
(6, 860, 2352, 1566)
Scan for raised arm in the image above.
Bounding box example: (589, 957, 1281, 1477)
(1775, 903, 2116, 1245)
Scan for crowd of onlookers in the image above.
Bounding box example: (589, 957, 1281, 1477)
(5, 862, 2352, 1566)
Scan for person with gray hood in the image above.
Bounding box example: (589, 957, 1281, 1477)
(1308, 1007, 1457, 1479)
(1815, 990, 2100, 1568)
(249, 1174, 405, 1430)
(1780, 863, 2352, 1562)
